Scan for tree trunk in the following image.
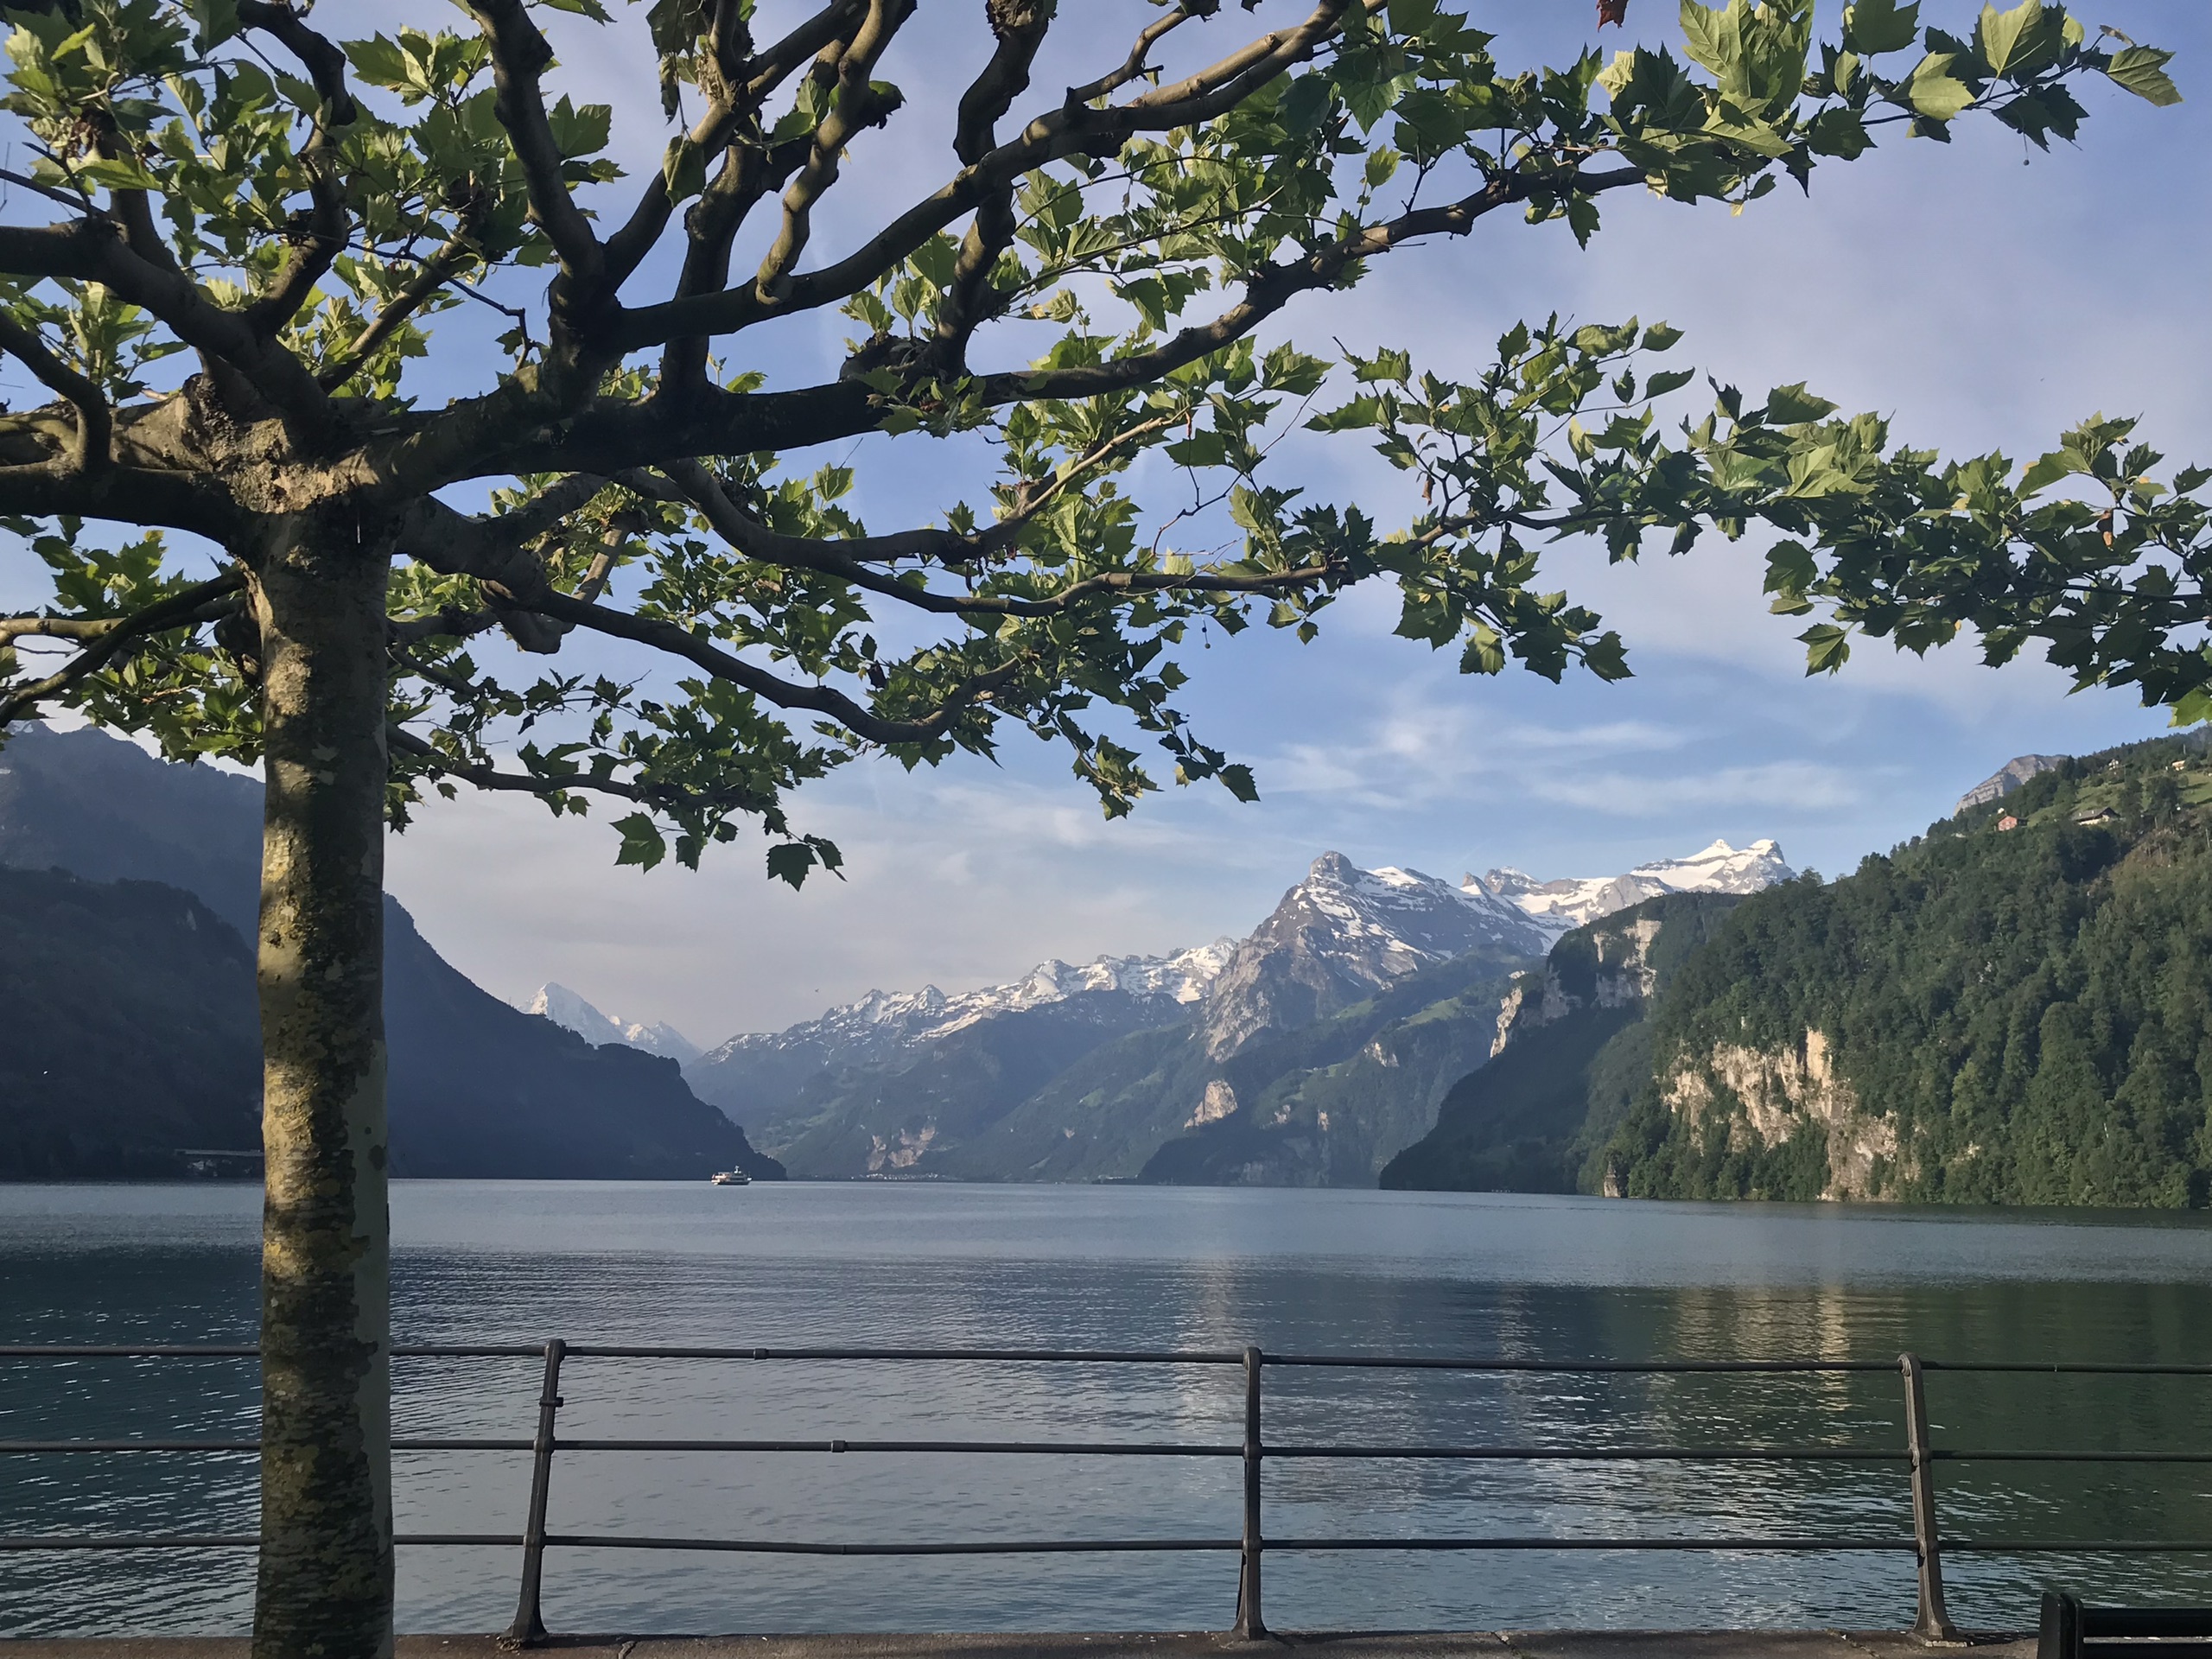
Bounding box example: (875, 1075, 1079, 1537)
(250, 518, 394, 1659)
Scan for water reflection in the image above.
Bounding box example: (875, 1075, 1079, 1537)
(2, 1182, 2210, 1637)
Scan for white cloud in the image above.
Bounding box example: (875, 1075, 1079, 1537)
(1529, 761, 1871, 817)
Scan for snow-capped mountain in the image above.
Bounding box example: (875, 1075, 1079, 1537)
(683, 940, 1234, 1117)
(1469, 839, 1795, 936)
(524, 982, 702, 1065)
(1198, 854, 1556, 1058)
(685, 838, 1796, 1157)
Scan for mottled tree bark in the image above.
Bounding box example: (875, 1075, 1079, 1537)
(250, 518, 394, 1659)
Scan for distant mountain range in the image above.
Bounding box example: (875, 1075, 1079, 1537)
(0, 724, 779, 1181)
(1472, 838, 1792, 934)
(680, 839, 1794, 1184)
(524, 983, 702, 1065)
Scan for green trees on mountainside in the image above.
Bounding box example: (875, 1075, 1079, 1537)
(1607, 739, 2212, 1207)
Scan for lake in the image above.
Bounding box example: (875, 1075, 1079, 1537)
(4, 1181, 2212, 1638)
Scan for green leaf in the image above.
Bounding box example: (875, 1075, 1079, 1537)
(1679, 1, 1736, 79)
(1807, 107, 1873, 158)
(1566, 194, 1600, 248)
(766, 841, 818, 889)
(76, 155, 160, 193)
(661, 136, 705, 204)
(1975, 1, 2063, 78)
(613, 812, 666, 870)
(2018, 447, 2087, 494)
(185, 0, 240, 48)
(1902, 54, 1977, 121)
(536, 0, 613, 17)
(1280, 73, 1332, 134)
(1842, 0, 1921, 55)
(1644, 367, 1696, 397)
(1217, 763, 1259, 804)
(1799, 622, 1853, 674)
(1764, 382, 1840, 423)
(2105, 46, 2181, 108)
(1764, 538, 1817, 594)
(1640, 322, 1685, 353)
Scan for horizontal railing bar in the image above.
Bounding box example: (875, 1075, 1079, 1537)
(13, 1531, 2210, 1557)
(0, 1535, 522, 1551)
(553, 1439, 1242, 1457)
(1947, 1541, 2212, 1553)
(9, 1344, 2209, 1375)
(0, 1346, 263, 1359)
(0, 1439, 533, 1454)
(1263, 1357, 1901, 1374)
(1930, 1451, 2212, 1464)
(554, 1346, 1246, 1363)
(0, 1345, 543, 1360)
(541, 1535, 1242, 1555)
(1262, 1536, 1916, 1552)
(12, 1438, 2207, 1465)
(1267, 1446, 1904, 1462)
(0, 1441, 261, 1454)
(1920, 1363, 2212, 1376)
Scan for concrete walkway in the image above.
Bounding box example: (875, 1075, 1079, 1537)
(1, 1631, 2036, 1659)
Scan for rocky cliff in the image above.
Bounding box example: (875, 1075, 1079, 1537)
(1380, 893, 1745, 1193)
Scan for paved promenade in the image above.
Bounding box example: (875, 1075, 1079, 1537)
(1, 1630, 2034, 1659)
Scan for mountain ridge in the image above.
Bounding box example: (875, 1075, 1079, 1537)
(693, 838, 1794, 1185)
(0, 723, 779, 1180)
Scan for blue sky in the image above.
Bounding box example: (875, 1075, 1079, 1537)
(7, 3, 2210, 1041)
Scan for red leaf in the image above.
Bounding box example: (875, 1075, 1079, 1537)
(1597, 0, 1629, 25)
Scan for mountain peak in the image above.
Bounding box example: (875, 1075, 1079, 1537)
(525, 982, 701, 1065)
(1467, 839, 1794, 935)
(1955, 754, 2066, 816)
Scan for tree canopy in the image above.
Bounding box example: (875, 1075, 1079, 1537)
(0, 0, 2185, 877)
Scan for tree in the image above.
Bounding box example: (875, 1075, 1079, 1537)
(0, 1, 2177, 1653)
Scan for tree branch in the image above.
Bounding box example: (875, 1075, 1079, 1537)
(316, 231, 481, 392)
(468, 0, 604, 286)
(1067, 3, 1214, 104)
(752, 0, 916, 302)
(0, 219, 330, 428)
(0, 309, 111, 469)
(238, 1, 359, 334)
(0, 571, 245, 725)
(509, 585, 1021, 746)
(389, 721, 791, 817)
(601, 0, 867, 291)
(607, 0, 1355, 349)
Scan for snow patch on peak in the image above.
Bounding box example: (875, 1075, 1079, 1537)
(1468, 839, 1794, 934)
(701, 938, 1238, 1061)
(524, 982, 701, 1065)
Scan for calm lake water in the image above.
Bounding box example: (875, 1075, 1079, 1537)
(4, 1181, 2212, 1637)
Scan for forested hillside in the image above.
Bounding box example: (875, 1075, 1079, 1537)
(1606, 737, 2212, 1208)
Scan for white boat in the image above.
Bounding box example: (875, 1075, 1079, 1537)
(709, 1169, 751, 1186)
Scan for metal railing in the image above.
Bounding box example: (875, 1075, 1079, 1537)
(4, 1342, 2212, 1644)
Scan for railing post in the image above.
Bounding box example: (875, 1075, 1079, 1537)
(503, 1338, 566, 1649)
(1900, 1352, 1962, 1643)
(1233, 1344, 1266, 1639)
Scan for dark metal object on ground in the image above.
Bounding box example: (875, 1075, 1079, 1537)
(2039, 1591, 2212, 1659)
